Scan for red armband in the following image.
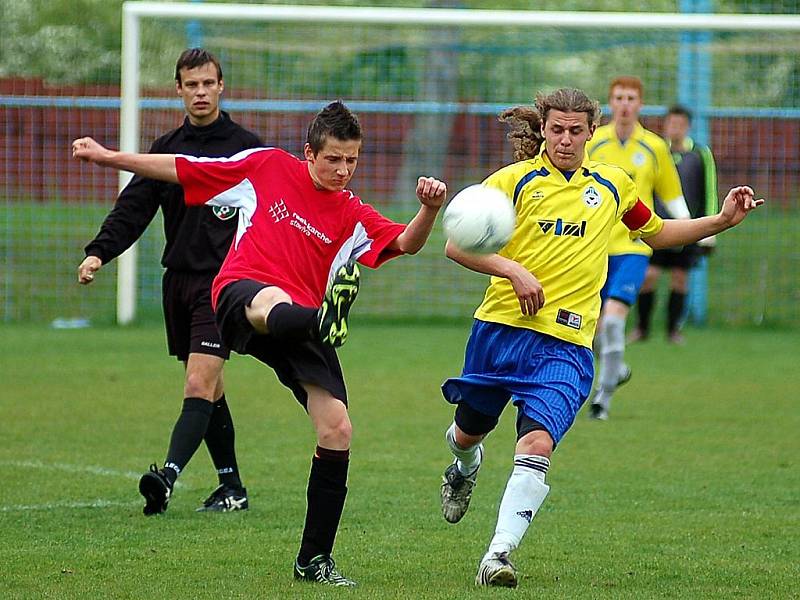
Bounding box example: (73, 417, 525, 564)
(621, 199, 652, 230)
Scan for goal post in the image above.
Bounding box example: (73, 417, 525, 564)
(115, 2, 800, 326)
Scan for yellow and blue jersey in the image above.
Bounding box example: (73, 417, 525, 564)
(586, 122, 683, 256)
(474, 146, 662, 349)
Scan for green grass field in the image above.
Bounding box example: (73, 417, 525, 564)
(1, 322, 798, 599)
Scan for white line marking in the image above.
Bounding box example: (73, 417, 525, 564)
(1, 499, 141, 512)
(0, 459, 142, 480)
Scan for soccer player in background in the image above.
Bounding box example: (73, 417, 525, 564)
(437, 87, 763, 588)
(630, 104, 719, 344)
(72, 100, 447, 586)
(78, 48, 262, 514)
(585, 75, 691, 420)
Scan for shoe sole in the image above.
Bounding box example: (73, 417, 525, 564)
(139, 472, 169, 516)
(196, 499, 249, 513)
(319, 262, 360, 347)
(476, 565, 518, 588)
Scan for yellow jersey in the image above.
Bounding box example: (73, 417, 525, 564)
(586, 122, 684, 256)
(474, 146, 663, 348)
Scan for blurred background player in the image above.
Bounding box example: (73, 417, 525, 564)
(585, 76, 691, 420)
(78, 48, 263, 514)
(72, 101, 448, 586)
(436, 87, 764, 589)
(630, 104, 719, 344)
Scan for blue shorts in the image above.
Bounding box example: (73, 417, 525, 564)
(441, 320, 594, 444)
(600, 254, 650, 306)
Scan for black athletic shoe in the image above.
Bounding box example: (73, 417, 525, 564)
(196, 484, 248, 513)
(293, 554, 356, 587)
(138, 464, 172, 516)
(318, 260, 360, 347)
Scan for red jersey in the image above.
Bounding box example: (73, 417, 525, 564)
(175, 147, 406, 309)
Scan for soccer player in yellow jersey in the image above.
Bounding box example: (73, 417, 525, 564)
(585, 76, 691, 420)
(437, 87, 763, 588)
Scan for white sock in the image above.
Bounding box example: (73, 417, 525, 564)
(597, 314, 626, 410)
(484, 454, 550, 560)
(445, 422, 483, 476)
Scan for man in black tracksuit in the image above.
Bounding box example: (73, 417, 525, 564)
(78, 48, 263, 515)
(631, 104, 718, 344)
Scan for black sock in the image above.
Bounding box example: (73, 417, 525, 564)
(164, 397, 215, 483)
(668, 291, 686, 335)
(637, 291, 655, 334)
(265, 303, 318, 342)
(203, 395, 242, 489)
(297, 447, 350, 566)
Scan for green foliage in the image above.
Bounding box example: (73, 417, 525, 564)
(0, 0, 122, 83)
(0, 323, 797, 598)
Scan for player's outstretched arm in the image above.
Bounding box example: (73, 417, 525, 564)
(71, 137, 179, 183)
(391, 176, 447, 254)
(445, 240, 544, 315)
(645, 185, 764, 250)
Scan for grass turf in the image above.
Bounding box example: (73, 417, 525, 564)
(0, 322, 797, 598)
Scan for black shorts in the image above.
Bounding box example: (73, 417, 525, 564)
(650, 244, 699, 270)
(162, 270, 230, 362)
(215, 280, 347, 407)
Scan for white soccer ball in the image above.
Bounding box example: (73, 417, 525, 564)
(443, 184, 516, 254)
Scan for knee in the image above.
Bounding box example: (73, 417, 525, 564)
(184, 371, 216, 400)
(516, 430, 553, 458)
(317, 412, 353, 448)
(247, 287, 293, 333)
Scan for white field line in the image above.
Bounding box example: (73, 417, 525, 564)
(0, 459, 142, 480)
(1, 499, 141, 512)
(0, 459, 193, 512)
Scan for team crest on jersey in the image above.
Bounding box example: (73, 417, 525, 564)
(269, 199, 290, 223)
(633, 152, 646, 167)
(583, 186, 601, 208)
(538, 218, 586, 237)
(212, 206, 237, 221)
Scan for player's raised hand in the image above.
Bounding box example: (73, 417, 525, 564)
(416, 176, 447, 209)
(77, 256, 102, 285)
(72, 137, 113, 165)
(719, 185, 765, 227)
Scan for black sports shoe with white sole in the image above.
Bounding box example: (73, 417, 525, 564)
(196, 484, 248, 512)
(293, 554, 356, 587)
(139, 464, 172, 516)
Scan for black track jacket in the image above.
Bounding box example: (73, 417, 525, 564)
(84, 111, 263, 273)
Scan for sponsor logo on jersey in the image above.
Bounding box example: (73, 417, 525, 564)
(269, 199, 290, 223)
(290, 212, 332, 244)
(556, 308, 582, 330)
(212, 206, 238, 221)
(530, 190, 545, 200)
(583, 185, 601, 208)
(537, 218, 586, 237)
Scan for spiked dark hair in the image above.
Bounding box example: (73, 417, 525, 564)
(306, 101, 362, 154)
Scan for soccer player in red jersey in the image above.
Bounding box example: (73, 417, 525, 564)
(72, 101, 446, 587)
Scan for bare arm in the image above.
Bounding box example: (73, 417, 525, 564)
(391, 176, 447, 254)
(645, 185, 764, 249)
(445, 240, 545, 316)
(72, 137, 179, 183)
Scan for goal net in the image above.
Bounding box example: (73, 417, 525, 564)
(2, 3, 799, 327)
